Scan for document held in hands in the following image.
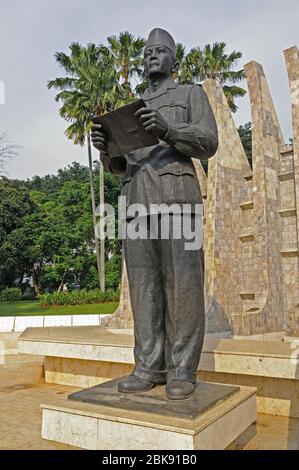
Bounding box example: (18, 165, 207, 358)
(91, 99, 159, 158)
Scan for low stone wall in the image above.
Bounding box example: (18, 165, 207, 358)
(0, 314, 111, 332)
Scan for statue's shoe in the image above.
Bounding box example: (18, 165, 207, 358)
(166, 380, 195, 400)
(118, 375, 154, 393)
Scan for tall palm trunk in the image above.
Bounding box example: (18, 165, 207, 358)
(87, 132, 101, 289)
(99, 156, 105, 291)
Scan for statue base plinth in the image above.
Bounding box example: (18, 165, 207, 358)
(41, 379, 257, 450)
(68, 377, 239, 420)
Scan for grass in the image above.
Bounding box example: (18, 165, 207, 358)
(0, 300, 119, 317)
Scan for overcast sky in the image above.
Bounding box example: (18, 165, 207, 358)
(1, 0, 298, 180)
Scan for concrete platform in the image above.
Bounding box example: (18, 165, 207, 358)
(19, 326, 299, 418)
(41, 383, 257, 450)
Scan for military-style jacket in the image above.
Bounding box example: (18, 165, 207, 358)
(103, 77, 218, 215)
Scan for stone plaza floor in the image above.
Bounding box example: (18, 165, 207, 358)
(0, 354, 298, 450)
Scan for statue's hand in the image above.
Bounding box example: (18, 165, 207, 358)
(91, 124, 109, 155)
(135, 107, 168, 139)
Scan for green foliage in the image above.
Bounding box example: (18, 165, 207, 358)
(39, 288, 119, 306)
(100, 31, 145, 96)
(1, 287, 22, 302)
(0, 178, 37, 287)
(22, 287, 36, 301)
(0, 300, 118, 317)
(48, 42, 129, 145)
(0, 163, 123, 293)
(238, 122, 252, 167)
(175, 42, 246, 112)
(105, 254, 122, 290)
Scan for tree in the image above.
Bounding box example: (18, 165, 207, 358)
(36, 179, 96, 292)
(0, 161, 124, 294)
(175, 42, 246, 112)
(48, 43, 125, 291)
(238, 122, 252, 167)
(100, 31, 145, 96)
(175, 43, 203, 85)
(0, 132, 18, 175)
(0, 179, 37, 289)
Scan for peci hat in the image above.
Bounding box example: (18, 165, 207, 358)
(145, 28, 176, 55)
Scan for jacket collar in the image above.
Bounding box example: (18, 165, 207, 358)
(142, 77, 178, 101)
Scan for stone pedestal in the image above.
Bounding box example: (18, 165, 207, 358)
(41, 379, 256, 450)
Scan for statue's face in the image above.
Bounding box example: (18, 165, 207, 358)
(143, 45, 175, 79)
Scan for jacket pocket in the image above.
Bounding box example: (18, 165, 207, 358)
(158, 163, 195, 177)
(157, 100, 187, 125)
(158, 164, 202, 204)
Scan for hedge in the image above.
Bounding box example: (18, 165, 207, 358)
(1, 288, 23, 302)
(39, 288, 119, 307)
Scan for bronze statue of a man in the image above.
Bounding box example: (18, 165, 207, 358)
(91, 28, 218, 400)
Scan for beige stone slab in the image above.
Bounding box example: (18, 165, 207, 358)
(233, 332, 285, 342)
(20, 339, 134, 364)
(19, 326, 134, 347)
(200, 350, 299, 379)
(19, 327, 295, 358)
(40, 347, 299, 383)
(19, 327, 299, 380)
(45, 356, 133, 388)
(42, 408, 98, 450)
(96, 417, 194, 450)
(41, 385, 256, 450)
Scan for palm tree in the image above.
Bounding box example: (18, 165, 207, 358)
(175, 42, 246, 112)
(200, 42, 246, 112)
(175, 44, 203, 85)
(100, 31, 145, 97)
(48, 42, 125, 291)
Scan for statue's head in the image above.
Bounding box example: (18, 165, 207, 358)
(144, 28, 178, 79)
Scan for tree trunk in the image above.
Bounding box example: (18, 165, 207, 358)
(32, 264, 41, 296)
(99, 155, 105, 292)
(87, 132, 102, 289)
(57, 270, 67, 293)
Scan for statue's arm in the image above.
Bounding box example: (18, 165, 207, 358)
(162, 85, 218, 160)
